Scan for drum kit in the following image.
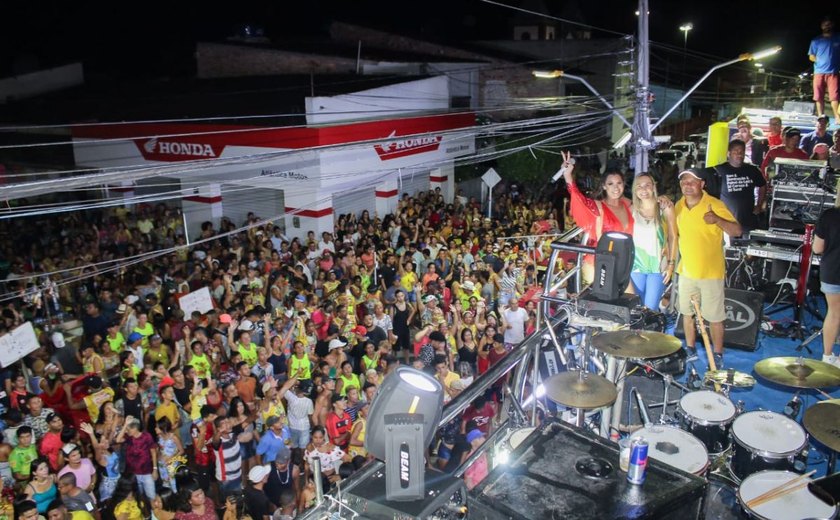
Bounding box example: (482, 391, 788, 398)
(540, 329, 840, 519)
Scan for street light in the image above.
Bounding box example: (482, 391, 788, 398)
(531, 69, 632, 128)
(678, 23, 693, 137)
(650, 45, 782, 131)
(679, 23, 693, 48)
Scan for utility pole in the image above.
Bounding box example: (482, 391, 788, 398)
(631, 0, 652, 175)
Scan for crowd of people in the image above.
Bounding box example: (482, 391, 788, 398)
(0, 184, 568, 520)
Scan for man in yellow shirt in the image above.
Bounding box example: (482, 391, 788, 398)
(674, 169, 742, 369)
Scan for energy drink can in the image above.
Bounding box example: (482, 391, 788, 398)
(627, 437, 648, 485)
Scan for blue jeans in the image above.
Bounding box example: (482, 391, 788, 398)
(630, 272, 665, 310)
(135, 473, 156, 500)
(290, 428, 310, 449)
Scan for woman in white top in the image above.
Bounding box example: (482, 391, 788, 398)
(629, 173, 677, 310)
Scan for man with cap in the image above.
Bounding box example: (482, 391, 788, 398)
(283, 377, 314, 457)
(675, 168, 742, 369)
(709, 139, 767, 236)
(760, 126, 809, 179)
(57, 443, 97, 494)
(265, 445, 300, 510)
(244, 464, 273, 520)
(39, 412, 65, 471)
(730, 118, 768, 166)
(255, 415, 291, 464)
(801, 114, 834, 156)
(325, 393, 352, 450)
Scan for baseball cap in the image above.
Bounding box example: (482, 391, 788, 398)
(352, 325, 368, 337)
(238, 319, 255, 331)
(61, 443, 80, 456)
(328, 338, 347, 350)
(127, 332, 144, 344)
(466, 429, 484, 444)
(51, 332, 66, 349)
(678, 168, 704, 180)
(248, 464, 271, 483)
(331, 393, 347, 404)
(818, 114, 830, 122)
(423, 295, 437, 304)
(783, 126, 801, 138)
(275, 446, 292, 465)
(150, 334, 161, 341)
(295, 294, 307, 303)
(219, 313, 232, 324)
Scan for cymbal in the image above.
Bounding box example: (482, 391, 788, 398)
(803, 400, 840, 452)
(544, 370, 618, 409)
(704, 369, 756, 388)
(754, 357, 840, 389)
(590, 330, 682, 359)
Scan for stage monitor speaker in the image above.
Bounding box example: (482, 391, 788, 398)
(468, 420, 706, 519)
(674, 288, 763, 351)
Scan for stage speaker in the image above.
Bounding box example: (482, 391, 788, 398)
(468, 420, 706, 519)
(674, 287, 763, 351)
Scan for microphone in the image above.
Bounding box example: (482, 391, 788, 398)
(552, 158, 576, 182)
(631, 387, 652, 426)
(687, 364, 702, 391)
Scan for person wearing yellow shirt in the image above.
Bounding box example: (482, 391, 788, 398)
(132, 313, 154, 348)
(434, 355, 461, 402)
(335, 361, 360, 397)
(105, 322, 125, 353)
(186, 341, 211, 381)
(674, 169, 742, 369)
(155, 385, 180, 428)
(287, 341, 312, 381)
(228, 321, 259, 366)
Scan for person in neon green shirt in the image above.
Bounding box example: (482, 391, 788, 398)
(105, 322, 125, 353)
(10, 426, 38, 483)
(186, 341, 212, 381)
(336, 361, 360, 397)
(287, 341, 312, 380)
(132, 313, 154, 348)
(229, 321, 259, 366)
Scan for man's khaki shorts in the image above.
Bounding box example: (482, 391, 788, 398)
(678, 276, 726, 322)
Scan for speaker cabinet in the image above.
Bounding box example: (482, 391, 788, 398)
(674, 288, 764, 351)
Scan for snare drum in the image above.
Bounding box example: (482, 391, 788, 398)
(738, 470, 837, 520)
(678, 390, 737, 454)
(730, 411, 808, 481)
(630, 425, 709, 476)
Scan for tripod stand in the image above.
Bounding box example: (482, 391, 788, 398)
(765, 224, 823, 353)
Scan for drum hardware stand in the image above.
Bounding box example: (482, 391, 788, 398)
(765, 224, 823, 347)
(633, 360, 689, 424)
(796, 328, 821, 355)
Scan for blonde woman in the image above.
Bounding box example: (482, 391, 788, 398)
(629, 173, 677, 310)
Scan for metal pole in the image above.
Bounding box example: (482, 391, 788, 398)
(312, 458, 324, 506)
(631, 0, 652, 175)
(650, 57, 743, 132)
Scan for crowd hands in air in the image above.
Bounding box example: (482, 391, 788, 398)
(2, 181, 584, 520)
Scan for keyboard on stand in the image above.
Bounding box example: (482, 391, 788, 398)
(745, 244, 821, 265)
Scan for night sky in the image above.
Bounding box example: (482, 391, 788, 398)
(0, 1, 834, 80)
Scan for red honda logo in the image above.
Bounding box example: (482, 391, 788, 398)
(374, 131, 442, 160)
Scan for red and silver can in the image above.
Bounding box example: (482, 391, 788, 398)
(627, 437, 648, 485)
